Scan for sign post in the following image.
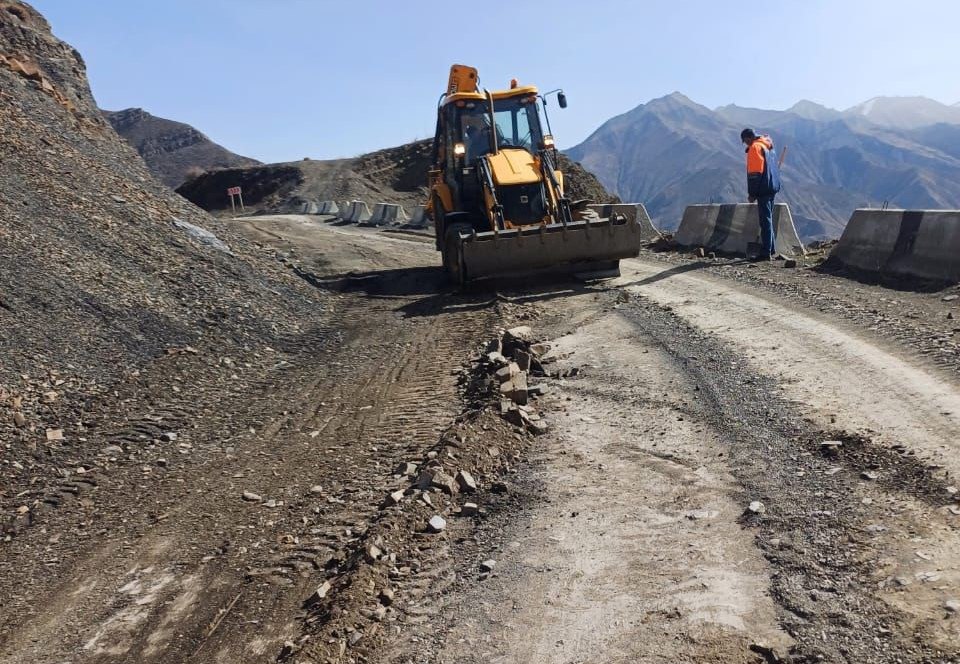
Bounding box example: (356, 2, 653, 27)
(226, 186, 243, 214)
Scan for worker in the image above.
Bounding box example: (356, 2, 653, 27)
(465, 124, 489, 162)
(741, 128, 782, 261)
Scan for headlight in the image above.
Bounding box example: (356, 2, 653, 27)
(454, 143, 466, 157)
(543, 135, 555, 148)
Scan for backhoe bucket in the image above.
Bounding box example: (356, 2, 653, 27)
(459, 215, 643, 282)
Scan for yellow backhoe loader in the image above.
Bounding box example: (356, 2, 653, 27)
(428, 64, 642, 285)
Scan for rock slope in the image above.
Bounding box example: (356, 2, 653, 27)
(104, 107, 261, 188)
(0, 1, 326, 457)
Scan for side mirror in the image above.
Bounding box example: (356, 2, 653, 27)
(558, 92, 568, 109)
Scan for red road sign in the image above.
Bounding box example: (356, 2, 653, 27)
(226, 186, 242, 196)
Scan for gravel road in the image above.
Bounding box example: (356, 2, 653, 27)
(3, 217, 959, 663)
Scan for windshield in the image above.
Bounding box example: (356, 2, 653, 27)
(493, 96, 543, 151)
(457, 95, 544, 161)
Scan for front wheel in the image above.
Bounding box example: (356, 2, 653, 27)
(443, 224, 470, 287)
(432, 193, 447, 253)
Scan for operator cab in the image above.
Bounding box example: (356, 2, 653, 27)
(433, 89, 550, 231)
(457, 95, 545, 160)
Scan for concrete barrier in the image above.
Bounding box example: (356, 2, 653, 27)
(339, 200, 372, 223)
(832, 209, 960, 282)
(364, 203, 408, 226)
(587, 203, 660, 242)
(333, 201, 351, 220)
(300, 201, 319, 215)
(317, 200, 339, 215)
(675, 203, 805, 257)
(406, 205, 429, 228)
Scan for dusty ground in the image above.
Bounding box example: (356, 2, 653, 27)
(4, 216, 960, 663)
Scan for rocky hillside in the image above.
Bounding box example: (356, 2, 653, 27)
(103, 107, 260, 188)
(0, 1, 324, 426)
(177, 139, 617, 216)
(568, 93, 960, 239)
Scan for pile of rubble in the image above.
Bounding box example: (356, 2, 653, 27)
(482, 325, 552, 435)
(287, 408, 535, 660)
(286, 328, 554, 660)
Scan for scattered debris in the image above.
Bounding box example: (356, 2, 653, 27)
(306, 581, 332, 606)
(456, 470, 477, 493)
(427, 515, 447, 533)
(820, 440, 843, 456)
(384, 489, 405, 507)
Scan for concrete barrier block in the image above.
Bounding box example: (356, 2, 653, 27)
(406, 205, 429, 228)
(833, 209, 960, 282)
(364, 203, 408, 227)
(333, 201, 352, 220)
(675, 203, 805, 257)
(317, 200, 340, 215)
(340, 200, 372, 223)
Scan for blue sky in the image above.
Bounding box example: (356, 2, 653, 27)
(31, 0, 960, 163)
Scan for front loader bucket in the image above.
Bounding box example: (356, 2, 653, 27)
(459, 215, 643, 282)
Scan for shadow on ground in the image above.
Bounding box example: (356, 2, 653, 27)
(291, 264, 602, 318)
(814, 257, 955, 293)
(618, 260, 718, 288)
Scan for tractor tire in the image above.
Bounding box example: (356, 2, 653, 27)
(443, 223, 471, 288)
(432, 193, 446, 255)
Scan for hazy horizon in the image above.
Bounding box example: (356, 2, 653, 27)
(30, 0, 960, 163)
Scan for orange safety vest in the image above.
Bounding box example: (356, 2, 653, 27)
(746, 136, 774, 175)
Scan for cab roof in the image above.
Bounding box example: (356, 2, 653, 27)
(442, 85, 539, 107)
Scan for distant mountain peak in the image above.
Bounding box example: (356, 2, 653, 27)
(844, 96, 960, 129)
(786, 99, 842, 121)
(643, 92, 711, 115)
(663, 91, 694, 103)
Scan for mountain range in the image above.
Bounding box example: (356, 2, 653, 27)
(103, 108, 260, 188)
(567, 95, 960, 239)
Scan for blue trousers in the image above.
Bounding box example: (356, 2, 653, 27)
(756, 195, 775, 257)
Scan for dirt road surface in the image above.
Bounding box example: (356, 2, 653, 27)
(3, 216, 960, 663)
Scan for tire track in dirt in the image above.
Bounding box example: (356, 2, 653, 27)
(0, 221, 504, 663)
(613, 287, 960, 662)
(387, 277, 960, 664)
